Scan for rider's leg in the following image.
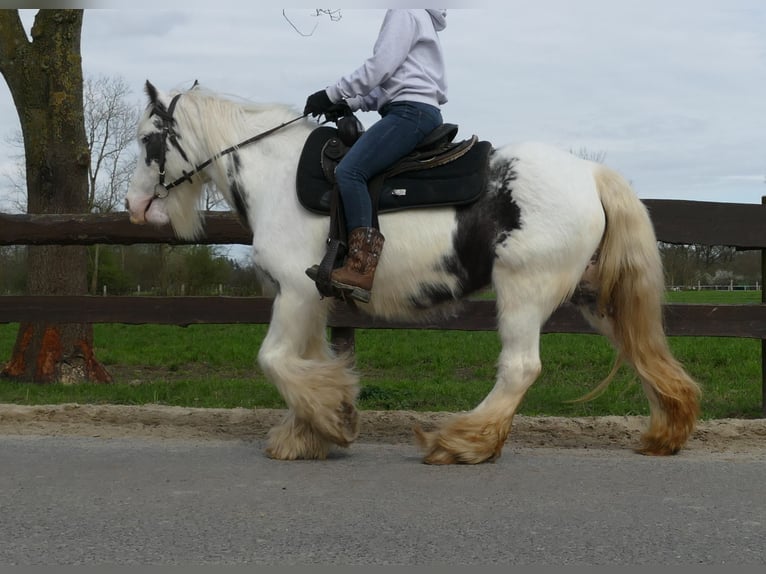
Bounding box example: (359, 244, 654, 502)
(330, 101, 443, 301)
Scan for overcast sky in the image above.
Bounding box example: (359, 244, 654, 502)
(1, 2, 764, 213)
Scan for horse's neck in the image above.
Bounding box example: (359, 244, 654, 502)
(199, 110, 311, 233)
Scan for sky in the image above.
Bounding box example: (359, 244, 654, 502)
(0, 1, 765, 215)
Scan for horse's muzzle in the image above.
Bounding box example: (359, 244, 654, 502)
(125, 196, 150, 225)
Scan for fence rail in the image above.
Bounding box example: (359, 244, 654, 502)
(2, 199, 766, 248)
(1, 198, 765, 414)
(1, 296, 766, 339)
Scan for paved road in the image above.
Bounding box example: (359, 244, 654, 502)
(0, 434, 764, 565)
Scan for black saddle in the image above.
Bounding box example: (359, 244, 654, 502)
(296, 123, 493, 215)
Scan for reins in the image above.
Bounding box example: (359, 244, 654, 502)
(151, 93, 306, 199)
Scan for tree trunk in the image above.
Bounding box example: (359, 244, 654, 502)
(0, 10, 110, 383)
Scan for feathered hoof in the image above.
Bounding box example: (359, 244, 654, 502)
(314, 401, 360, 448)
(413, 424, 505, 465)
(637, 396, 697, 456)
(636, 434, 684, 456)
(265, 416, 331, 460)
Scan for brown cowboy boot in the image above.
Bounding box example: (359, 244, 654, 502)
(331, 227, 385, 303)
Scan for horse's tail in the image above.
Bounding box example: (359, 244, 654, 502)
(588, 165, 700, 455)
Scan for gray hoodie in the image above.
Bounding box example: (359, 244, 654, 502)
(326, 9, 448, 112)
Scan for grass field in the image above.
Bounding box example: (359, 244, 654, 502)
(0, 290, 762, 418)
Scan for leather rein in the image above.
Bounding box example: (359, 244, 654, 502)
(147, 93, 306, 199)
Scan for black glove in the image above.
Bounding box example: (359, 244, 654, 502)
(304, 89, 351, 121)
(303, 90, 334, 118)
(324, 101, 352, 122)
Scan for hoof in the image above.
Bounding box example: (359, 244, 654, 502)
(265, 416, 330, 460)
(413, 424, 503, 465)
(314, 401, 360, 447)
(636, 435, 682, 456)
(414, 426, 459, 465)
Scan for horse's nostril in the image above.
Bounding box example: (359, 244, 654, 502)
(124, 198, 130, 210)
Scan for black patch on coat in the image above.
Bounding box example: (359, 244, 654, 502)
(227, 152, 251, 230)
(445, 156, 522, 295)
(409, 283, 456, 310)
(407, 156, 522, 308)
(144, 132, 165, 167)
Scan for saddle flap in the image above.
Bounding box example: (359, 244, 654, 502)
(296, 125, 492, 216)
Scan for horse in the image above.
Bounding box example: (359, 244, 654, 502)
(125, 81, 700, 464)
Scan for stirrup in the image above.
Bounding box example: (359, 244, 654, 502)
(305, 265, 320, 282)
(330, 280, 372, 304)
(306, 265, 370, 303)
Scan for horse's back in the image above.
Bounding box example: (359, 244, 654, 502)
(495, 141, 602, 204)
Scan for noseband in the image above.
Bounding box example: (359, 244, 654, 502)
(144, 93, 306, 200)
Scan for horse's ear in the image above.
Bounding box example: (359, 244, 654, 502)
(145, 80, 159, 105)
(191, 79, 199, 90)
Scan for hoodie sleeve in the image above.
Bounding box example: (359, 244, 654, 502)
(326, 10, 417, 108)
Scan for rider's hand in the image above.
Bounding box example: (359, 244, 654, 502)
(324, 101, 351, 122)
(303, 90, 334, 118)
(304, 90, 350, 121)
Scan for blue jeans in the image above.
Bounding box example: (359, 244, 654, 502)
(335, 101, 443, 230)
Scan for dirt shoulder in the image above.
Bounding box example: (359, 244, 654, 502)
(1, 403, 765, 457)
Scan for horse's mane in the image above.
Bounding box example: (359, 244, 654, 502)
(162, 86, 305, 200)
(170, 86, 302, 159)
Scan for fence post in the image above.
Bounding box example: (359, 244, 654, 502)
(762, 196, 765, 416)
(330, 326, 355, 356)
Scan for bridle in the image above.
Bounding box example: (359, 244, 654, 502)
(144, 94, 188, 198)
(144, 93, 306, 199)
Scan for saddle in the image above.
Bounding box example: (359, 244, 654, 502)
(297, 116, 493, 299)
(297, 123, 493, 216)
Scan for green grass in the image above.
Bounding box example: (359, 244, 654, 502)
(665, 289, 761, 304)
(0, 290, 762, 418)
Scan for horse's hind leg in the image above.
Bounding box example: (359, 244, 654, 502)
(258, 291, 360, 460)
(416, 270, 547, 464)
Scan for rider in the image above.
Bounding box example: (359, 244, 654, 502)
(304, 8, 448, 302)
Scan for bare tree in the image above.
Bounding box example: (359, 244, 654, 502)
(1, 130, 27, 212)
(659, 243, 739, 288)
(84, 74, 139, 214)
(202, 183, 225, 211)
(83, 74, 139, 294)
(571, 146, 606, 164)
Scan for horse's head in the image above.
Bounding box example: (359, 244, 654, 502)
(125, 81, 206, 239)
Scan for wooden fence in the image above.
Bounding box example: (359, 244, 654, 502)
(1, 198, 765, 414)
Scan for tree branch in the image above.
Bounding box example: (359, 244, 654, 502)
(282, 9, 341, 37)
(0, 10, 30, 87)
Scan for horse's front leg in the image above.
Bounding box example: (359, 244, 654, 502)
(258, 291, 360, 460)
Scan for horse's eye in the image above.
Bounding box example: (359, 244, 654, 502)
(140, 135, 150, 144)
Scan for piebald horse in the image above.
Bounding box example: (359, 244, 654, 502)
(126, 82, 700, 464)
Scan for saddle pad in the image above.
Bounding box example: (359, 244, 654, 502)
(296, 126, 493, 215)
